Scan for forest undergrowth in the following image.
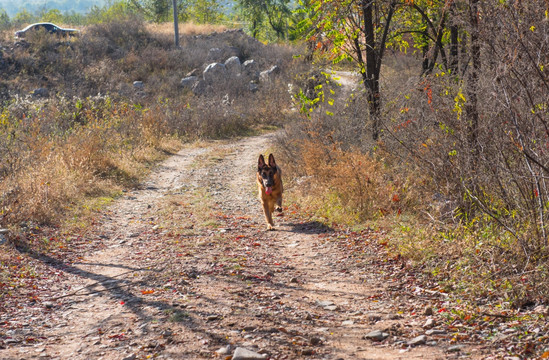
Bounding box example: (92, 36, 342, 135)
(278, 1, 549, 310)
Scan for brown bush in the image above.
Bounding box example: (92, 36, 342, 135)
(277, 114, 425, 224)
(0, 95, 177, 227)
(280, 1, 549, 305)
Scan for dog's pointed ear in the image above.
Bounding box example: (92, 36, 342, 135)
(268, 154, 277, 168)
(258, 154, 266, 169)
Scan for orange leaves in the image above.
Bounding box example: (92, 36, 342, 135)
(141, 289, 155, 295)
(394, 119, 415, 131)
(108, 333, 126, 340)
(424, 83, 433, 105)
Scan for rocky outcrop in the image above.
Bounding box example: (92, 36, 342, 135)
(242, 60, 259, 82)
(224, 56, 241, 77)
(206, 46, 242, 63)
(180, 53, 281, 96)
(259, 65, 281, 83)
(180, 76, 198, 89)
(203, 62, 227, 84)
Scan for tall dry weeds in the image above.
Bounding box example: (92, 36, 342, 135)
(0, 19, 299, 229)
(278, 121, 419, 224)
(0, 95, 177, 227)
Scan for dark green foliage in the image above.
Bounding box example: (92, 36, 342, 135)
(236, 0, 291, 40)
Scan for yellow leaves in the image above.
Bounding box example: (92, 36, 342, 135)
(530, 25, 536, 32)
(532, 102, 547, 115)
(0, 108, 9, 126)
(453, 88, 467, 120)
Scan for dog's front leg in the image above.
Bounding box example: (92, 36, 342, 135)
(263, 202, 274, 230)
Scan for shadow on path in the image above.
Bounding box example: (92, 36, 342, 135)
(285, 221, 333, 235)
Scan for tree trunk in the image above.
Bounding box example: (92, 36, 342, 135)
(426, 14, 446, 75)
(252, 19, 259, 38)
(465, 0, 480, 155)
(362, 0, 381, 141)
(172, 0, 179, 47)
(449, 2, 459, 74)
(460, 26, 468, 76)
(421, 29, 430, 74)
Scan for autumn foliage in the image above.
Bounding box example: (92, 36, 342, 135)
(284, 0, 549, 305)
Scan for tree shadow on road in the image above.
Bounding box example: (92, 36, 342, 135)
(285, 220, 333, 234)
(13, 243, 230, 350)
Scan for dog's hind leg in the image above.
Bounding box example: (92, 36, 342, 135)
(276, 176, 283, 212)
(275, 196, 283, 212)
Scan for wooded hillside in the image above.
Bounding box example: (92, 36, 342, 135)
(0, 0, 106, 17)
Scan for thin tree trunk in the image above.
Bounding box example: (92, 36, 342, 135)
(252, 19, 259, 38)
(465, 0, 480, 156)
(449, 2, 459, 74)
(422, 29, 430, 74)
(460, 28, 468, 76)
(426, 14, 447, 74)
(172, 0, 179, 47)
(363, 0, 380, 140)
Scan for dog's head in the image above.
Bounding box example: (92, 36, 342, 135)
(258, 154, 278, 195)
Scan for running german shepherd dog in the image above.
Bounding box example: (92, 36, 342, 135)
(257, 154, 283, 230)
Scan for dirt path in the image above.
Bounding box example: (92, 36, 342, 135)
(0, 132, 486, 359)
(0, 67, 492, 359)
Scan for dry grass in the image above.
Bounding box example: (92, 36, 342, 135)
(0, 95, 181, 228)
(0, 18, 300, 230)
(279, 131, 420, 225)
(146, 21, 228, 37)
(1, 17, 297, 100)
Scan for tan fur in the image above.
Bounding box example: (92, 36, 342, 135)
(257, 154, 283, 230)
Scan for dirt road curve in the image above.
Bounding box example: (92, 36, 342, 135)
(1, 133, 480, 359)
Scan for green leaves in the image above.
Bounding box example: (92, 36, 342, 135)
(238, 0, 292, 40)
